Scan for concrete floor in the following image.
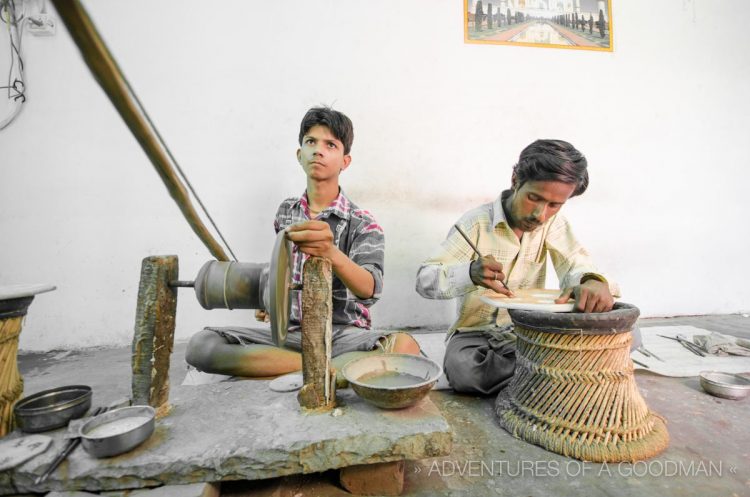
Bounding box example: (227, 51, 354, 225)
(13, 314, 750, 497)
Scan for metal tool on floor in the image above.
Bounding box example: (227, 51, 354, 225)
(631, 358, 650, 369)
(656, 334, 707, 357)
(636, 345, 665, 362)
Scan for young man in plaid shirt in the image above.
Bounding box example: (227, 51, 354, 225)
(187, 107, 419, 378)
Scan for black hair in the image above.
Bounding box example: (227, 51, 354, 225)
(513, 139, 589, 197)
(298, 106, 354, 155)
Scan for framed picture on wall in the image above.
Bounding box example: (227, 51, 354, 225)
(464, 0, 614, 52)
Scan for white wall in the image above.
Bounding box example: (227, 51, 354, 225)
(1, 0, 748, 351)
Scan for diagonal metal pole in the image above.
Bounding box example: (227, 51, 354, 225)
(50, 0, 230, 261)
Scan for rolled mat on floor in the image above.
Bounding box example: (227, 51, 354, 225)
(495, 302, 669, 463)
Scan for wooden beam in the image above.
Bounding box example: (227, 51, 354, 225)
(50, 0, 229, 261)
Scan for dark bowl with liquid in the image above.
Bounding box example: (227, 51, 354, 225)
(342, 354, 442, 409)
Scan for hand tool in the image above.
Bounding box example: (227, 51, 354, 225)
(656, 334, 706, 357)
(453, 224, 512, 293)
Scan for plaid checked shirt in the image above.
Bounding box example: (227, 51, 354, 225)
(416, 190, 620, 333)
(274, 189, 385, 330)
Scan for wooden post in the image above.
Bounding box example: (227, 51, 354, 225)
(297, 257, 336, 412)
(132, 255, 178, 409)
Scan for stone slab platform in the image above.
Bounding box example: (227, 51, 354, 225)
(1, 381, 452, 495)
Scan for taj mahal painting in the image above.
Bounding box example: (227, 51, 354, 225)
(465, 0, 613, 51)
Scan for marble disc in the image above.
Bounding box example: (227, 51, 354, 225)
(269, 373, 303, 392)
(269, 231, 292, 348)
(0, 434, 52, 471)
(480, 288, 575, 313)
(0, 284, 56, 301)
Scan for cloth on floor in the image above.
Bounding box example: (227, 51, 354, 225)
(692, 332, 750, 357)
(632, 325, 750, 377)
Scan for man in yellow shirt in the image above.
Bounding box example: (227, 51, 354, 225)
(416, 139, 637, 394)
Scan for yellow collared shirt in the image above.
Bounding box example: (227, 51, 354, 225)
(415, 191, 620, 333)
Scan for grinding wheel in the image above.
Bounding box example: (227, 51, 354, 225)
(268, 230, 293, 347)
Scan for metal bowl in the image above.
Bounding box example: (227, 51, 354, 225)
(342, 354, 442, 409)
(699, 371, 750, 400)
(14, 385, 92, 433)
(79, 405, 155, 458)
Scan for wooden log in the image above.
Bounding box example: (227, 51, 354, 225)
(132, 256, 178, 408)
(297, 257, 336, 412)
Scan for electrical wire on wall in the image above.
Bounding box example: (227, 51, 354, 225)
(0, 0, 25, 130)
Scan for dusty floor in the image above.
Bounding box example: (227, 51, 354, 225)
(14, 314, 750, 497)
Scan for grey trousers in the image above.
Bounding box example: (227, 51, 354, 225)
(205, 325, 393, 358)
(443, 327, 517, 396)
(443, 325, 644, 396)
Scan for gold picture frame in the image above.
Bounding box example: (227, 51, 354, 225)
(464, 0, 614, 52)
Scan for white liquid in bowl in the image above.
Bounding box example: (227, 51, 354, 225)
(85, 416, 152, 438)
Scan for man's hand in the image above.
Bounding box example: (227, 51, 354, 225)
(255, 309, 270, 322)
(285, 220, 339, 259)
(470, 255, 514, 297)
(555, 279, 613, 313)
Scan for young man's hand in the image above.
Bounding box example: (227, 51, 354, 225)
(470, 255, 514, 297)
(555, 280, 614, 313)
(286, 220, 375, 299)
(285, 220, 339, 260)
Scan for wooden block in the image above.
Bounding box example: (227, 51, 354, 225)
(132, 255, 178, 408)
(339, 460, 405, 496)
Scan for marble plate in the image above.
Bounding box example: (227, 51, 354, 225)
(0, 284, 56, 301)
(479, 288, 575, 312)
(269, 372, 303, 392)
(0, 434, 52, 471)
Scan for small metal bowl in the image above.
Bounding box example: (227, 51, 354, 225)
(699, 371, 750, 400)
(79, 405, 155, 458)
(14, 385, 92, 433)
(342, 354, 442, 409)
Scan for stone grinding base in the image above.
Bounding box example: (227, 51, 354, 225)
(1, 380, 452, 495)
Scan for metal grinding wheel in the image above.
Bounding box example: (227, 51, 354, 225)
(187, 230, 293, 347)
(268, 230, 293, 347)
